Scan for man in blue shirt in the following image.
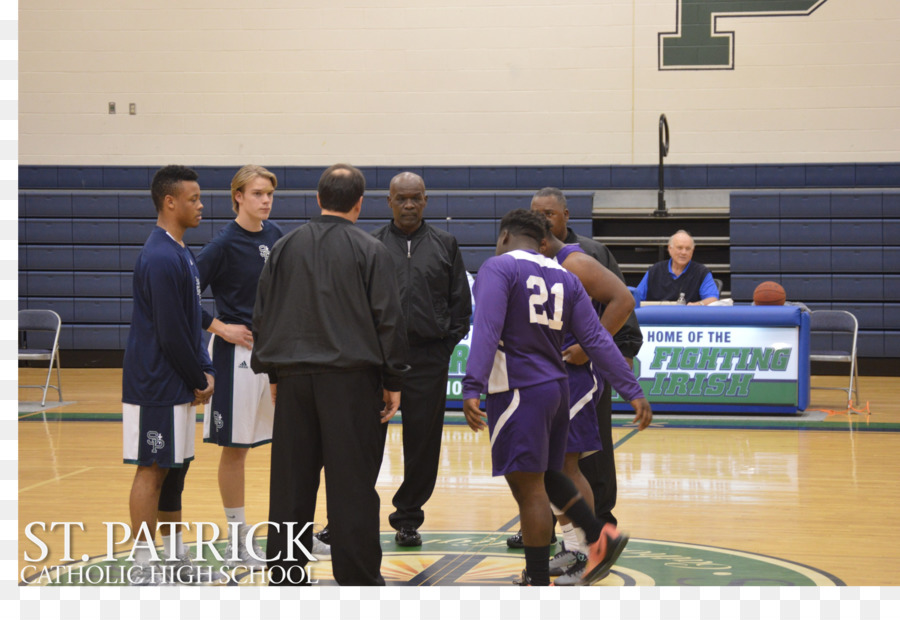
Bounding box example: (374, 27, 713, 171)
(634, 230, 719, 305)
(122, 165, 215, 585)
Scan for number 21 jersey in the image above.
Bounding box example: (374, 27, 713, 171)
(463, 249, 641, 402)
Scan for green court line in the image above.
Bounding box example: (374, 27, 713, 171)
(630, 417, 900, 433)
(19, 410, 900, 434)
(614, 428, 641, 448)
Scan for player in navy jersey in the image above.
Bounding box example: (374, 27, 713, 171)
(462, 210, 652, 586)
(538, 230, 652, 583)
(122, 165, 215, 585)
(195, 165, 309, 566)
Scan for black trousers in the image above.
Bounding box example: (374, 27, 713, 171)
(266, 368, 386, 586)
(388, 341, 453, 531)
(578, 381, 618, 526)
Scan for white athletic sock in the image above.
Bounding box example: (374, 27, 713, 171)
(561, 523, 581, 553)
(225, 506, 246, 527)
(134, 546, 153, 565)
(575, 526, 587, 552)
(161, 530, 185, 559)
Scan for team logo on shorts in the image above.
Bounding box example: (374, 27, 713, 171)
(146, 431, 165, 453)
(194, 276, 202, 299)
(259, 245, 270, 261)
(213, 411, 224, 431)
(238, 361, 249, 369)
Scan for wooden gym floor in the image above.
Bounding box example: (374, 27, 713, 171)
(17, 367, 900, 586)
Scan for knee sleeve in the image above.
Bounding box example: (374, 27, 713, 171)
(543, 469, 578, 511)
(158, 460, 190, 512)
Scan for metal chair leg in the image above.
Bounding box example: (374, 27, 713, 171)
(55, 351, 63, 402)
(41, 358, 53, 407)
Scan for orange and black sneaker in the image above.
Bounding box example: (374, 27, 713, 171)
(578, 524, 628, 586)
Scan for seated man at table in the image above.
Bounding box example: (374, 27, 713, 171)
(634, 230, 718, 306)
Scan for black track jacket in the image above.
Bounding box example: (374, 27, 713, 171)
(372, 221, 472, 349)
(251, 215, 409, 391)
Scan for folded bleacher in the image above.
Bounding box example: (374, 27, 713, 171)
(18, 166, 593, 353)
(730, 190, 900, 358)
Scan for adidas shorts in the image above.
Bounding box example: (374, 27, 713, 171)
(123, 402, 196, 468)
(203, 335, 274, 448)
(565, 361, 603, 456)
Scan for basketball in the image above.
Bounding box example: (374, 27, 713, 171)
(753, 281, 786, 306)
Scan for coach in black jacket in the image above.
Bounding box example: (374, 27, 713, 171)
(372, 171, 472, 547)
(251, 164, 408, 585)
(531, 187, 643, 531)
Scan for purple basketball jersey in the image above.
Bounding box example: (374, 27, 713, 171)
(463, 249, 643, 403)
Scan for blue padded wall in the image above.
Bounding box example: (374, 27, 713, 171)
(19, 173, 598, 351)
(20, 164, 900, 355)
(730, 190, 900, 358)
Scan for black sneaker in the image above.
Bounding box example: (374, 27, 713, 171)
(314, 525, 331, 546)
(506, 530, 557, 549)
(513, 569, 551, 586)
(395, 526, 422, 547)
(513, 569, 532, 586)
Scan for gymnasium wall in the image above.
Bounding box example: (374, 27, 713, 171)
(19, 0, 900, 167)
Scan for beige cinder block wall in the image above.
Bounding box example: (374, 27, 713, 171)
(18, 0, 900, 166)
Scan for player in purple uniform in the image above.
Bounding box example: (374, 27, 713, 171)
(540, 231, 652, 583)
(462, 210, 652, 586)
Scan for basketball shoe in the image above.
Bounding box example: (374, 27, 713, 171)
(314, 525, 331, 545)
(552, 552, 595, 586)
(549, 549, 582, 577)
(513, 569, 551, 586)
(578, 523, 627, 586)
(312, 536, 331, 558)
(223, 526, 267, 568)
(128, 561, 166, 586)
(164, 550, 229, 584)
(507, 530, 557, 549)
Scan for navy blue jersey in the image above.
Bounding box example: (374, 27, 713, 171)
(462, 249, 642, 402)
(196, 220, 283, 328)
(123, 227, 214, 406)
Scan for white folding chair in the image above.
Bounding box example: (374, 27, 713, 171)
(808, 310, 859, 405)
(18, 309, 64, 406)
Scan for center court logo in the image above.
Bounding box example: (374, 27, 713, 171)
(20, 530, 843, 586)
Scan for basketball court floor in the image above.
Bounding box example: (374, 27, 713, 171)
(17, 368, 900, 586)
